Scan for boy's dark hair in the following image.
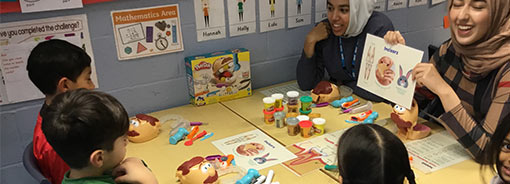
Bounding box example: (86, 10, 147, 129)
(42, 89, 129, 169)
(27, 39, 91, 95)
(483, 113, 510, 182)
(337, 124, 416, 184)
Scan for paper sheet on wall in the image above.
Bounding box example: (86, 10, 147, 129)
(227, 0, 256, 37)
(111, 4, 184, 60)
(212, 129, 296, 170)
(432, 0, 446, 5)
(259, 0, 285, 33)
(357, 34, 423, 109)
(0, 14, 98, 105)
(194, 0, 226, 42)
(409, 0, 428, 7)
(388, 0, 408, 10)
(282, 129, 347, 176)
(374, 0, 387, 12)
(315, 0, 327, 23)
(287, 0, 311, 28)
(406, 130, 471, 174)
(20, 0, 83, 13)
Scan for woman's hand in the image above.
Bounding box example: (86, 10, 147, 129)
(384, 31, 406, 45)
(413, 63, 460, 112)
(304, 22, 330, 58)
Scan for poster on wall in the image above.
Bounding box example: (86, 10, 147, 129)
(20, 0, 83, 13)
(388, 0, 407, 10)
(227, 0, 256, 37)
(357, 34, 423, 109)
(212, 129, 296, 170)
(315, 0, 327, 23)
(259, 0, 285, 33)
(111, 4, 184, 60)
(287, 0, 311, 28)
(0, 14, 98, 105)
(194, 0, 226, 42)
(374, 0, 387, 11)
(409, 0, 428, 7)
(432, 0, 446, 5)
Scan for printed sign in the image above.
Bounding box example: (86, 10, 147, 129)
(111, 4, 184, 60)
(357, 34, 423, 109)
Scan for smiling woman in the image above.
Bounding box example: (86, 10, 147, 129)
(384, 0, 510, 166)
(296, 0, 395, 102)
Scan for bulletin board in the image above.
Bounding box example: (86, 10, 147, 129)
(0, 0, 115, 14)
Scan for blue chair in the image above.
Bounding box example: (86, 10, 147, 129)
(22, 142, 51, 184)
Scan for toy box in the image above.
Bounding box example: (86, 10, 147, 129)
(185, 48, 252, 106)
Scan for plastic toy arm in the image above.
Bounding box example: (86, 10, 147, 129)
(330, 96, 354, 108)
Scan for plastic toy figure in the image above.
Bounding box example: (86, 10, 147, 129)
(391, 99, 431, 140)
(211, 57, 236, 87)
(177, 156, 219, 184)
(202, 0, 210, 27)
(269, 0, 275, 17)
(127, 114, 161, 143)
(310, 81, 340, 104)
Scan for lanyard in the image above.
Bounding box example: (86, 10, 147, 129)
(339, 38, 358, 78)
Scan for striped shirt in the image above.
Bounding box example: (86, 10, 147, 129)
(420, 40, 510, 160)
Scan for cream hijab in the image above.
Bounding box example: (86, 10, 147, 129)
(343, 0, 375, 37)
(449, 0, 510, 79)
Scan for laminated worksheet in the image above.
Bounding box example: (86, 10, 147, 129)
(212, 129, 296, 170)
(357, 34, 423, 109)
(405, 130, 471, 173)
(282, 129, 347, 176)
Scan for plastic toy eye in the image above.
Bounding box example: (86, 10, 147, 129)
(201, 163, 212, 173)
(394, 105, 407, 113)
(130, 120, 140, 127)
(394, 105, 406, 113)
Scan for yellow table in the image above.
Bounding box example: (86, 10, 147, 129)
(221, 81, 495, 183)
(126, 103, 338, 184)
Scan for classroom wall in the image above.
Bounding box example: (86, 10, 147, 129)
(0, 0, 450, 183)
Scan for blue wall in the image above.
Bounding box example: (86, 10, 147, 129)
(0, 0, 449, 183)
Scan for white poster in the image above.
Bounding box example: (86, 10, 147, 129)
(227, 0, 257, 37)
(194, 0, 226, 42)
(212, 129, 297, 170)
(288, 0, 312, 28)
(357, 34, 423, 109)
(409, 0, 428, 7)
(20, 0, 83, 13)
(315, 0, 327, 23)
(259, 0, 285, 33)
(432, 0, 446, 5)
(406, 131, 471, 173)
(388, 0, 407, 10)
(111, 4, 184, 60)
(0, 14, 98, 105)
(374, 0, 387, 12)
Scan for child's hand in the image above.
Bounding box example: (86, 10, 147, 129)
(112, 157, 158, 184)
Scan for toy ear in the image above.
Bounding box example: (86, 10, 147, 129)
(399, 65, 403, 76)
(406, 69, 412, 79)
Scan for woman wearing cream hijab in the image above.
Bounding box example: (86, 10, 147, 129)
(297, 0, 395, 102)
(385, 0, 510, 162)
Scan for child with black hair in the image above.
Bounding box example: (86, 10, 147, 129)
(337, 124, 416, 184)
(27, 39, 96, 184)
(483, 114, 510, 184)
(42, 89, 157, 184)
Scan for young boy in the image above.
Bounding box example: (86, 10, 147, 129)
(27, 39, 96, 183)
(42, 89, 157, 183)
